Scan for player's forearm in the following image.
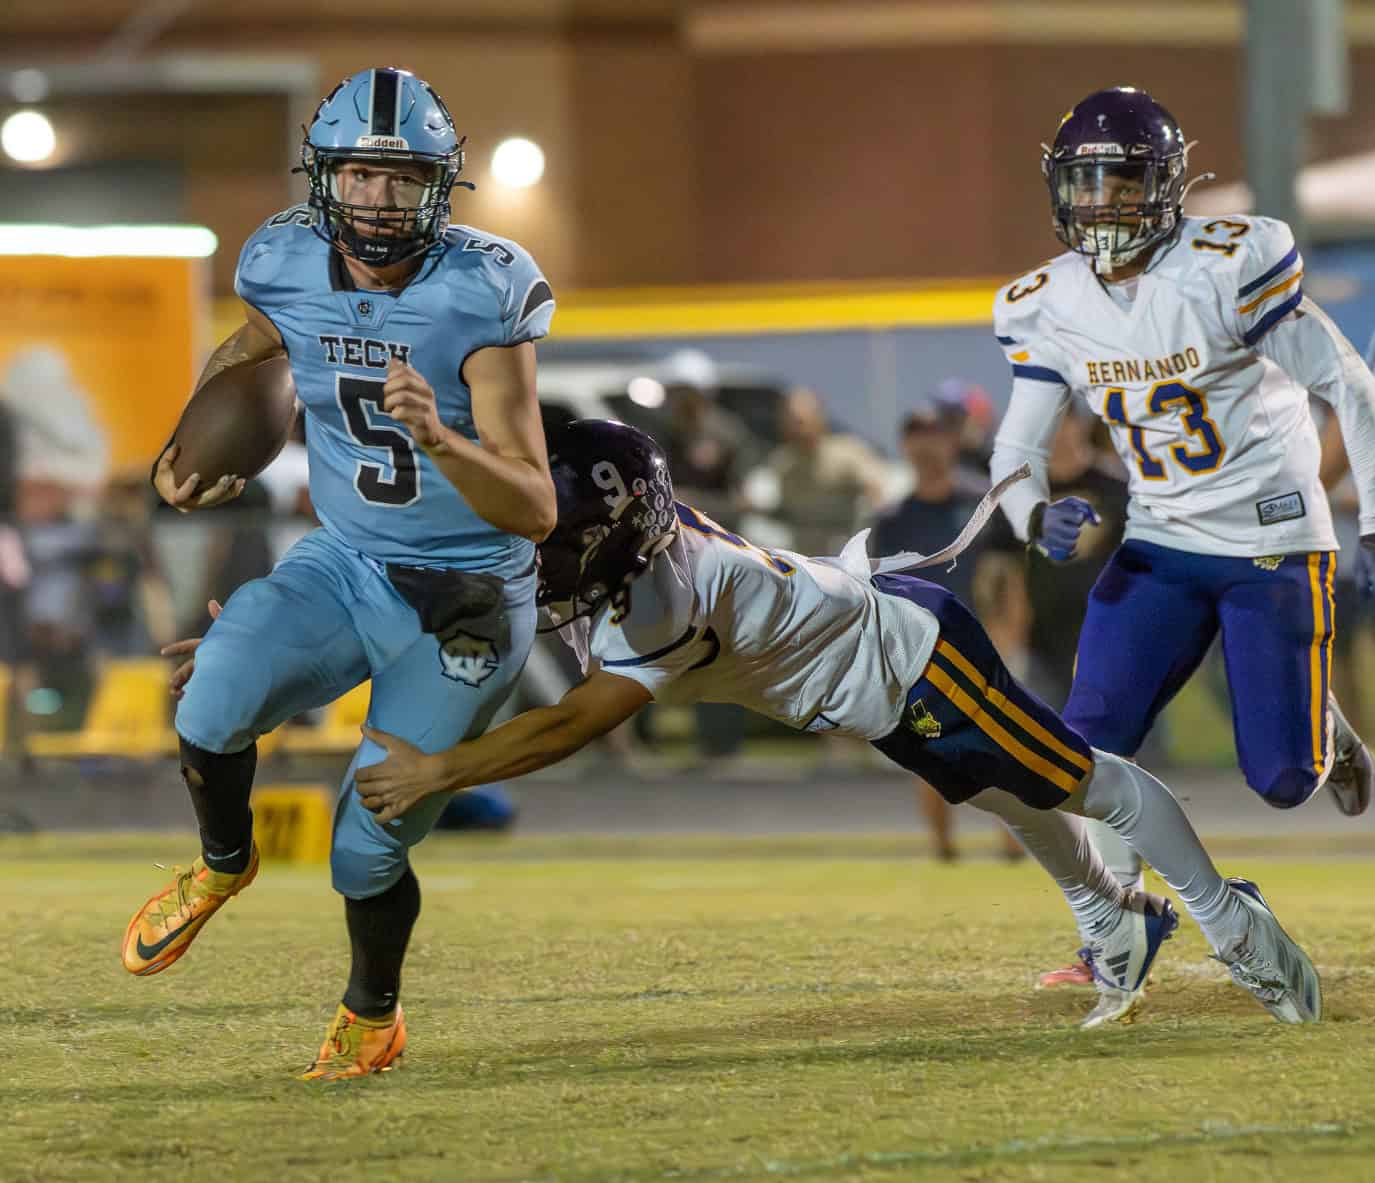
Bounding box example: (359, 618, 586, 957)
(192, 310, 283, 394)
(437, 702, 597, 788)
(988, 378, 1063, 540)
(425, 428, 557, 541)
(990, 440, 1051, 541)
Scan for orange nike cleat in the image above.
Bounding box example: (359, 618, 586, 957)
(121, 845, 260, 977)
(301, 1003, 407, 1081)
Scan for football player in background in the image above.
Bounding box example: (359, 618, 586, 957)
(122, 67, 557, 1079)
(343, 419, 1322, 1028)
(988, 86, 1375, 986)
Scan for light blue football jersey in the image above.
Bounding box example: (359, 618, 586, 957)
(234, 206, 555, 572)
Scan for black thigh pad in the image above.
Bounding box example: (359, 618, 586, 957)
(386, 564, 505, 644)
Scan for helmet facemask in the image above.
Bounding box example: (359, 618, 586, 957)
(536, 521, 673, 632)
(1044, 153, 1187, 275)
(303, 145, 463, 267)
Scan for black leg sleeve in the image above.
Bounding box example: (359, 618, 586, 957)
(179, 736, 256, 874)
(343, 866, 421, 1019)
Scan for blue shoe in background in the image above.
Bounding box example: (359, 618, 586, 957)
(436, 784, 518, 832)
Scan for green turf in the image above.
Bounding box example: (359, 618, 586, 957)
(4, 833, 1374, 1183)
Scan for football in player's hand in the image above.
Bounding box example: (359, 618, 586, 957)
(170, 354, 297, 488)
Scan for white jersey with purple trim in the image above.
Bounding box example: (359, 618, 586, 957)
(558, 504, 939, 740)
(989, 214, 1350, 557)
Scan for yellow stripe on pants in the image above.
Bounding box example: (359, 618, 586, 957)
(925, 664, 1084, 796)
(934, 640, 1092, 775)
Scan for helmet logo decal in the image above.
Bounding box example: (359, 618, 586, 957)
(1075, 142, 1122, 156)
(355, 134, 410, 150)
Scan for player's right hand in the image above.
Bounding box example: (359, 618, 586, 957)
(1033, 496, 1101, 562)
(162, 599, 222, 699)
(153, 444, 247, 512)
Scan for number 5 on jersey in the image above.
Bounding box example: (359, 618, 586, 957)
(337, 375, 421, 506)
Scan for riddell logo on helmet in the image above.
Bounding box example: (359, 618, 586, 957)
(355, 135, 410, 150)
(1076, 142, 1124, 156)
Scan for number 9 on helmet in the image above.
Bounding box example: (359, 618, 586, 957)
(537, 420, 679, 630)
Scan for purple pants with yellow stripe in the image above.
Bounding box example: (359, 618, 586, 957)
(871, 574, 1094, 809)
(1064, 540, 1335, 809)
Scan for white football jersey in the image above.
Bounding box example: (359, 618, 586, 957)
(990, 215, 1344, 557)
(558, 506, 939, 740)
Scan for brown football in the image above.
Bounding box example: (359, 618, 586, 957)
(170, 353, 297, 488)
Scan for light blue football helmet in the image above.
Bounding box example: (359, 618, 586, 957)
(301, 67, 472, 266)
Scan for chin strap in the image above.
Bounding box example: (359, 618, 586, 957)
(1180, 170, 1217, 205)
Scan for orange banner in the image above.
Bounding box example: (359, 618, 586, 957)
(0, 254, 206, 481)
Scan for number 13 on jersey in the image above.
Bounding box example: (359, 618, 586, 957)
(1103, 380, 1226, 480)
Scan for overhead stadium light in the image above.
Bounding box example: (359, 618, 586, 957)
(2, 110, 55, 163)
(0, 224, 219, 257)
(491, 137, 545, 189)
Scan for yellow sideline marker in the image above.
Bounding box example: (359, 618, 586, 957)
(252, 784, 334, 863)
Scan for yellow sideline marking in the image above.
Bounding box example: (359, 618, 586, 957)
(253, 785, 334, 863)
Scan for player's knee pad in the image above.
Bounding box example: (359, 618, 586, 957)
(1252, 766, 1321, 810)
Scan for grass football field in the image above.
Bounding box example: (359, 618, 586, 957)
(5, 831, 1375, 1183)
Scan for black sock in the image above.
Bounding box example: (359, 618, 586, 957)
(179, 737, 256, 874)
(343, 866, 421, 1019)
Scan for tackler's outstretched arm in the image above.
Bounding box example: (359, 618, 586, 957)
(355, 670, 652, 822)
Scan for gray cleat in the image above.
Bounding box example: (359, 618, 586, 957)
(1326, 694, 1372, 817)
(1215, 878, 1322, 1024)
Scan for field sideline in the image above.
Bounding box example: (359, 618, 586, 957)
(5, 832, 1375, 1183)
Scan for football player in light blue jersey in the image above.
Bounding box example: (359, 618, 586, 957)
(122, 66, 557, 1080)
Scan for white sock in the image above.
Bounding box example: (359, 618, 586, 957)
(1078, 749, 1248, 952)
(1083, 817, 1143, 892)
(967, 788, 1124, 942)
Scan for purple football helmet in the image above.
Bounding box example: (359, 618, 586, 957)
(1042, 87, 1194, 273)
(537, 419, 679, 630)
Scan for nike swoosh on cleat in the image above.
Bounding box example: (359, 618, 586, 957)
(134, 926, 190, 963)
